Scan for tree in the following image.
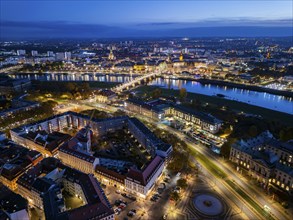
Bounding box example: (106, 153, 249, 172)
(65, 82, 76, 93)
(248, 125, 258, 137)
(151, 88, 162, 99)
(279, 128, 293, 141)
(179, 88, 187, 101)
(170, 191, 180, 202)
(220, 138, 236, 158)
(176, 178, 188, 189)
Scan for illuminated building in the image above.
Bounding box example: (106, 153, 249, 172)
(0, 138, 42, 190)
(125, 156, 164, 198)
(179, 52, 184, 61)
(108, 49, 116, 60)
(11, 111, 172, 199)
(95, 89, 117, 103)
(17, 157, 114, 220)
(133, 63, 146, 72)
(31, 50, 38, 56)
(16, 50, 26, 56)
(125, 98, 222, 134)
(11, 130, 71, 157)
(230, 131, 293, 194)
(0, 184, 29, 220)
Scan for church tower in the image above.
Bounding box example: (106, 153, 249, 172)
(179, 52, 184, 62)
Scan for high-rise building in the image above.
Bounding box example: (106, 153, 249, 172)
(47, 51, 54, 57)
(31, 50, 38, 56)
(64, 52, 71, 60)
(17, 50, 26, 56)
(55, 52, 65, 61)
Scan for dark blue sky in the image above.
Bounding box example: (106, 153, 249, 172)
(1, 0, 292, 39)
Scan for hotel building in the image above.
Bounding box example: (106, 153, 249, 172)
(230, 131, 293, 194)
(125, 98, 222, 134)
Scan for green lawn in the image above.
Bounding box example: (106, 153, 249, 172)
(135, 86, 293, 126)
(88, 81, 120, 88)
(226, 180, 275, 220)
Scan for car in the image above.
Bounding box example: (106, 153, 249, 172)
(121, 193, 127, 197)
(121, 200, 128, 205)
(157, 188, 163, 194)
(118, 205, 126, 210)
(114, 208, 121, 215)
(154, 193, 161, 198)
(115, 200, 122, 206)
(127, 211, 136, 217)
(119, 203, 127, 208)
(127, 195, 136, 201)
(130, 209, 136, 213)
(115, 189, 121, 194)
(175, 186, 181, 192)
(127, 212, 134, 217)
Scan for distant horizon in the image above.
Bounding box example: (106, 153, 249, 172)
(1, 24, 292, 40)
(1, 0, 292, 40)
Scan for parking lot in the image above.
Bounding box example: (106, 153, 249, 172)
(101, 170, 186, 220)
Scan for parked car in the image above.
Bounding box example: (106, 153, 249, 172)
(121, 193, 127, 197)
(119, 203, 127, 209)
(114, 208, 121, 215)
(127, 194, 137, 201)
(115, 189, 121, 194)
(175, 186, 181, 193)
(127, 210, 136, 217)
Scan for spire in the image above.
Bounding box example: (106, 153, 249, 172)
(179, 52, 184, 61)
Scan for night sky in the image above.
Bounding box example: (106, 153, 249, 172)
(1, 0, 292, 39)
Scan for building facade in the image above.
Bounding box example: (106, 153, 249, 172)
(230, 131, 293, 194)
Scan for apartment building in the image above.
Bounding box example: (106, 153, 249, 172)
(16, 157, 114, 220)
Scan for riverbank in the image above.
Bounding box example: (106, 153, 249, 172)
(11, 72, 293, 98)
(135, 86, 293, 126)
(196, 78, 293, 99)
(31, 80, 119, 89)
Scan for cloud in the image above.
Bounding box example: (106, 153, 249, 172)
(135, 17, 293, 28)
(1, 19, 292, 39)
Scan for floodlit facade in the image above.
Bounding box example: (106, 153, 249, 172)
(230, 131, 293, 194)
(125, 98, 222, 134)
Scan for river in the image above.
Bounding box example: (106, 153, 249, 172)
(11, 73, 293, 114)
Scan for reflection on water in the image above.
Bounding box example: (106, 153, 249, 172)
(12, 73, 293, 114)
(151, 78, 292, 115)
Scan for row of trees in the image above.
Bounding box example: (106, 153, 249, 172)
(220, 115, 293, 158)
(150, 87, 187, 101)
(31, 81, 92, 100)
(0, 100, 57, 133)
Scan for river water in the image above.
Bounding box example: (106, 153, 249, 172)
(12, 73, 293, 114)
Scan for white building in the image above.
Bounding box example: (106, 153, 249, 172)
(17, 50, 26, 56)
(31, 50, 38, 56)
